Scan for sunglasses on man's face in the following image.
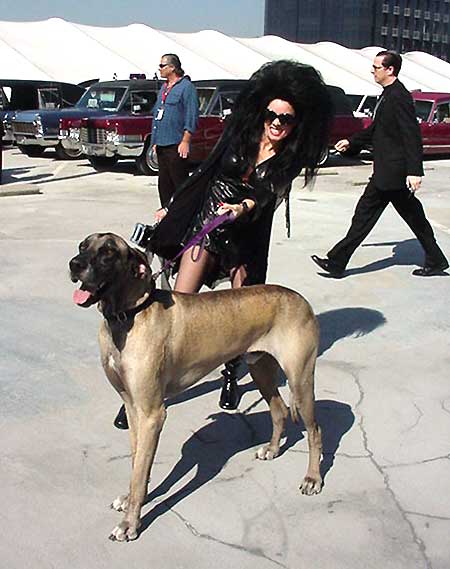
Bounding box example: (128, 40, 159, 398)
(159, 63, 170, 69)
(264, 108, 296, 126)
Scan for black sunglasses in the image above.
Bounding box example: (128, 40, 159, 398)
(159, 63, 171, 69)
(264, 108, 296, 126)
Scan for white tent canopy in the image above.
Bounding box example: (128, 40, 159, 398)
(1, 18, 450, 96)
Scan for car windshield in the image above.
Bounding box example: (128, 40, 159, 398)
(347, 94, 363, 111)
(414, 100, 433, 122)
(38, 87, 61, 109)
(196, 88, 215, 114)
(76, 86, 127, 111)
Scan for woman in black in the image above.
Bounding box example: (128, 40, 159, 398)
(114, 60, 332, 428)
(155, 60, 332, 407)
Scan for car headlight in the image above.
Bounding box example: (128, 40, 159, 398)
(69, 127, 80, 141)
(106, 128, 119, 143)
(34, 116, 44, 137)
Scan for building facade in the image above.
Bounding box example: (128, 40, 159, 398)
(265, 0, 450, 60)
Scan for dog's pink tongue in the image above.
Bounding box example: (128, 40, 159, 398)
(73, 288, 92, 305)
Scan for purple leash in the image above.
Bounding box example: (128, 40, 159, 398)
(151, 211, 233, 282)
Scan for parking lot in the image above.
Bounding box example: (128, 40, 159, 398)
(1, 146, 450, 569)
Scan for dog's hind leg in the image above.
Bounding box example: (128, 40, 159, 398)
(248, 353, 289, 460)
(109, 404, 167, 542)
(281, 345, 323, 496)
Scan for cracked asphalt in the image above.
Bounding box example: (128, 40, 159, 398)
(1, 146, 449, 568)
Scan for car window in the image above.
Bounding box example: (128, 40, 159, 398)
(414, 100, 433, 122)
(196, 88, 215, 114)
(9, 85, 39, 110)
(122, 90, 157, 114)
(326, 86, 353, 115)
(361, 96, 378, 116)
(0, 87, 8, 110)
(77, 87, 127, 111)
(38, 87, 62, 109)
(209, 91, 241, 116)
(433, 102, 450, 123)
(347, 94, 363, 112)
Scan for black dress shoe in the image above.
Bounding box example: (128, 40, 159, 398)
(412, 263, 449, 277)
(114, 405, 129, 430)
(311, 255, 345, 277)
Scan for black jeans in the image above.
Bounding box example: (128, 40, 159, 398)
(156, 145, 190, 208)
(328, 179, 448, 269)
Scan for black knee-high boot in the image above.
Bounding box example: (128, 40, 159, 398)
(219, 357, 241, 410)
(114, 404, 128, 430)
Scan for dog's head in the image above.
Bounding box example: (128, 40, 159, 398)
(69, 232, 150, 308)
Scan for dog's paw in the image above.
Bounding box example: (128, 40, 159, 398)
(299, 476, 322, 496)
(109, 520, 139, 542)
(110, 494, 129, 512)
(256, 444, 279, 461)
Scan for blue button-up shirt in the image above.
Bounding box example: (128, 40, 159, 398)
(151, 75, 199, 147)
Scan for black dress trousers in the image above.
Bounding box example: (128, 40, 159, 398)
(327, 179, 448, 270)
(156, 145, 190, 208)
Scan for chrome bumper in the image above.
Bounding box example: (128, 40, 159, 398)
(14, 136, 57, 148)
(82, 141, 144, 158)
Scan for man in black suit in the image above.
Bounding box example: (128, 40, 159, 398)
(312, 50, 448, 278)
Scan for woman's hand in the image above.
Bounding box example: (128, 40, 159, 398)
(217, 200, 255, 219)
(154, 207, 168, 222)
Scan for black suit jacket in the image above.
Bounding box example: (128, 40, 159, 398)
(348, 79, 424, 191)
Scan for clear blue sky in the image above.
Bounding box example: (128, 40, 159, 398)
(1, 0, 266, 37)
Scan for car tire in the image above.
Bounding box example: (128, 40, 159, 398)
(55, 142, 83, 160)
(136, 144, 158, 175)
(88, 156, 119, 171)
(17, 145, 46, 157)
(318, 147, 329, 166)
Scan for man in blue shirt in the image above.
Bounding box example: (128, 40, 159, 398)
(151, 54, 199, 207)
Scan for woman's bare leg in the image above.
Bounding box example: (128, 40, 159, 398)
(230, 264, 248, 289)
(174, 246, 215, 293)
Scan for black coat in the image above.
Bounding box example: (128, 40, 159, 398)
(348, 79, 423, 191)
(148, 124, 301, 285)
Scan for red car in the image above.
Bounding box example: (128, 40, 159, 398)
(340, 91, 450, 158)
(0, 120, 4, 184)
(65, 80, 365, 174)
(412, 91, 450, 155)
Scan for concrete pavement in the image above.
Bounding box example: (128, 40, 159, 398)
(1, 146, 449, 568)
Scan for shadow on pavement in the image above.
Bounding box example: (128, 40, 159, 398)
(317, 306, 386, 356)
(139, 399, 354, 536)
(348, 238, 433, 276)
(166, 304, 386, 412)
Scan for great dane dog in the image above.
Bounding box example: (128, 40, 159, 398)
(69, 232, 323, 541)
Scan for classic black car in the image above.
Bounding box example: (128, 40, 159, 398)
(1, 79, 84, 148)
(11, 78, 159, 160)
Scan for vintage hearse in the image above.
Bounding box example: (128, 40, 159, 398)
(77, 80, 365, 174)
(412, 91, 450, 155)
(11, 78, 159, 159)
(340, 91, 450, 158)
(1, 79, 84, 147)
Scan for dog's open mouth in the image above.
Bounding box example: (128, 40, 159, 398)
(72, 282, 107, 307)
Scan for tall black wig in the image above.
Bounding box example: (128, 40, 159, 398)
(225, 60, 333, 185)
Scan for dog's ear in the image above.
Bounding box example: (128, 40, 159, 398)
(129, 248, 150, 280)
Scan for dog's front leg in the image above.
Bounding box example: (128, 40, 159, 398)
(109, 404, 167, 542)
(111, 399, 137, 514)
